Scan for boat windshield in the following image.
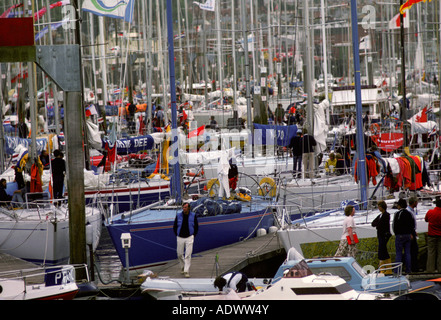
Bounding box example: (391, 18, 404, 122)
(283, 260, 313, 278)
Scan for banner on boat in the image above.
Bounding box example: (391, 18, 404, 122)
(253, 123, 297, 147)
(4, 136, 52, 155)
(370, 133, 403, 152)
(104, 134, 155, 154)
(81, 0, 135, 23)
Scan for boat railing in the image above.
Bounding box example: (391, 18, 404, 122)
(0, 264, 89, 286)
(374, 262, 404, 277)
(24, 192, 52, 209)
(362, 262, 409, 294)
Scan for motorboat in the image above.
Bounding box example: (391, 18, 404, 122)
(0, 264, 84, 300)
(243, 259, 389, 300)
(140, 246, 408, 300)
(274, 249, 409, 294)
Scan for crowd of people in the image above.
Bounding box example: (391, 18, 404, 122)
(0, 149, 66, 208)
(334, 197, 441, 274)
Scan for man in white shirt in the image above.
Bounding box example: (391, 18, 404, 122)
(214, 272, 249, 292)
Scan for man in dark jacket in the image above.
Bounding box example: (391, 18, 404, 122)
(372, 200, 392, 271)
(393, 198, 415, 273)
(51, 149, 66, 203)
(301, 128, 316, 178)
(289, 131, 303, 178)
(173, 202, 198, 277)
(0, 178, 12, 206)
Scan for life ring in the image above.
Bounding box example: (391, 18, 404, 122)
(206, 178, 219, 197)
(370, 123, 380, 135)
(258, 177, 277, 197)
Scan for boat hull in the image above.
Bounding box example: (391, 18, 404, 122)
(0, 206, 102, 265)
(106, 206, 275, 269)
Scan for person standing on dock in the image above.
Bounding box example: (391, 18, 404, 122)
(334, 205, 358, 258)
(51, 149, 66, 204)
(425, 197, 441, 273)
(371, 200, 392, 272)
(173, 202, 199, 278)
(407, 197, 419, 272)
(392, 198, 414, 274)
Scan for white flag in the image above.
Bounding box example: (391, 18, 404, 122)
(81, 0, 135, 23)
(389, 12, 409, 29)
(193, 0, 215, 12)
(359, 35, 371, 51)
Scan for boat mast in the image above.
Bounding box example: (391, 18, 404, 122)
(399, 0, 409, 149)
(141, 0, 153, 133)
(240, 0, 251, 131)
(350, 0, 368, 207)
(304, 0, 314, 133)
(166, 0, 182, 203)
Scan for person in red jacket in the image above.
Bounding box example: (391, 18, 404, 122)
(425, 197, 441, 272)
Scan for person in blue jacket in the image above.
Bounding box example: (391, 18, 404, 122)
(173, 202, 198, 278)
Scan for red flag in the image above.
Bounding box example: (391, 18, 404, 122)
(389, 12, 409, 29)
(400, 0, 432, 14)
(188, 125, 205, 139)
(412, 106, 428, 123)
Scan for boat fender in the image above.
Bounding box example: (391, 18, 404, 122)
(256, 228, 267, 237)
(258, 177, 277, 197)
(268, 226, 278, 234)
(206, 178, 220, 197)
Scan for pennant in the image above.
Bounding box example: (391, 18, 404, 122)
(81, 0, 135, 23)
(0, 4, 23, 19)
(193, 0, 215, 11)
(400, 0, 432, 14)
(389, 12, 409, 29)
(34, 1, 70, 21)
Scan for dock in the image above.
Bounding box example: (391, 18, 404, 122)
(146, 231, 286, 279)
(0, 253, 39, 273)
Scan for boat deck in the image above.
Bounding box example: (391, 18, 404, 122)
(0, 253, 45, 283)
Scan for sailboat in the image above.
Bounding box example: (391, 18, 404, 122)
(82, 127, 206, 214)
(0, 163, 102, 265)
(104, 0, 276, 271)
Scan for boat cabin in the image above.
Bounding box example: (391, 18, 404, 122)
(331, 85, 388, 125)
